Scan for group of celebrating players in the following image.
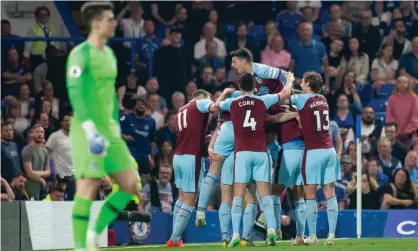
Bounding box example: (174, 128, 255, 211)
(167, 48, 341, 248)
(66, 3, 340, 251)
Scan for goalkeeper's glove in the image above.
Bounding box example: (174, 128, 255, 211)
(82, 120, 109, 156)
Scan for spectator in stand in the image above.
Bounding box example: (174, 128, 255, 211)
(374, 123, 407, 163)
(141, 164, 173, 213)
(371, 42, 399, 92)
(323, 4, 352, 38)
(289, 21, 329, 90)
(36, 81, 59, 120)
(151, 2, 181, 26)
(381, 168, 418, 209)
(352, 10, 382, 61)
(334, 94, 355, 135)
(399, 37, 418, 84)
(322, 20, 350, 57)
(342, 1, 370, 24)
(340, 154, 354, 183)
(377, 137, 402, 180)
(411, 20, 418, 38)
(156, 110, 177, 148)
(173, 7, 188, 36)
(120, 100, 156, 182)
(259, 20, 279, 52)
(154, 27, 190, 103)
(34, 100, 59, 130)
(185, 80, 197, 102)
(152, 140, 174, 178)
(1, 20, 24, 67)
(329, 120, 343, 158)
(367, 156, 389, 188)
(297, 0, 321, 21)
(413, 138, 418, 154)
(45, 114, 74, 200)
(301, 7, 322, 36)
(261, 34, 291, 70)
(404, 150, 418, 184)
(6, 100, 31, 136)
(117, 70, 147, 113)
(197, 40, 225, 73)
(171, 91, 186, 111)
(17, 83, 35, 120)
(194, 22, 227, 60)
(116, 3, 145, 49)
(197, 66, 216, 93)
(214, 67, 227, 90)
(42, 183, 66, 201)
(384, 19, 411, 61)
(371, 1, 391, 36)
(1, 177, 15, 201)
(276, 1, 303, 41)
(185, 2, 209, 51)
(9, 173, 28, 200)
(399, 1, 418, 31)
(348, 172, 381, 209)
(336, 38, 370, 87)
(1, 48, 32, 98)
(1, 121, 21, 183)
(227, 21, 260, 63)
(148, 94, 165, 130)
(386, 76, 418, 147)
(142, 77, 167, 115)
(208, 9, 227, 41)
(30, 112, 54, 141)
(22, 124, 50, 200)
(326, 39, 344, 87)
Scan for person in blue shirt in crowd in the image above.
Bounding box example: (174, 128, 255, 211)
(1, 48, 32, 98)
(156, 109, 177, 149)
(1, 20, 24, 67)
(120, 99, 156, 179)
(276, 1, 303, 42)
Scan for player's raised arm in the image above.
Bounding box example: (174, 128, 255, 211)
(252, 63, 290, 84)
(278, 72, 295, 103)
(214, 88, 234, 111)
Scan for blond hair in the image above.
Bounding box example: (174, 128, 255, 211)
(394, 76, 414, 94)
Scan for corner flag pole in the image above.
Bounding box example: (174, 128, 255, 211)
(355, 115, 362, 239)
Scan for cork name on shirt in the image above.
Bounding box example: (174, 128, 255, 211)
(309, 100, 328, 109)
(239, 100, 255, 107)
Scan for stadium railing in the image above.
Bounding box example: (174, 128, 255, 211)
(1, 36, 153, 77)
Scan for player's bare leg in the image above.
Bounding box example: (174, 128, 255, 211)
(291, 186, 307, 246)
(304, 184, 319, 245)
(196, 155, 226, 227)
(229, 183, 247, 247)
(73, 178, 101, 251)
(256, 181, 277, 246)
(271, 183, 285, 240)
(87, 168, 139, 251)
(240, 187, 258, 247)
(219, 184, 232, 247)
(323, 183, 337, 246)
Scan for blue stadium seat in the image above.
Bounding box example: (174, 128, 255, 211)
(375, 112, 386, 124)
(357, 84, 373, 104)
(223, 24, 236, 34)
(249, 25, 266, 41)
(379, 84, 395, 96)
(368, 98, 388, 113)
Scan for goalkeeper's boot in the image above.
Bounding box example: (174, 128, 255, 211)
(221, 239, 229, 248)
(276, 229, 282, 240)
(265, 229, 277, 247)
(178, 238, 184, 246)
(240, 238, 258, 247)
(291, 236, 305, 246)
(166, 238, 184, 248)
(324, 234, 335, 246)
(86, 229, 99, 251)
(195, 210, 206, 227)
(305, 235, 319, 245)
(228, 234, 241, 247)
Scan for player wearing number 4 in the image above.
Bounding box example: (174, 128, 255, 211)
(218, 73, 294, 247)
(287, 72, 341, 246)
(167, 89, 220, 247)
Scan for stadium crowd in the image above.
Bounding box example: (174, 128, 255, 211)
(1, 1, 418, 214)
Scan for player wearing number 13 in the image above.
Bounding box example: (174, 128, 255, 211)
(218, 73, 293, 247)
(289, 72, 340, 246)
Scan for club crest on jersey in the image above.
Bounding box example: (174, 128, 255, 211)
(255, 77, 262, 84)
(68, 65, 82, 78)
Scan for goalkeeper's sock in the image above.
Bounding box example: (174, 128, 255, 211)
(219, 202, 231, 241)
(93, 190, 132, 235)
(72, 195, 93, 249)
(170, 204, 193, 241)
(295, 199, 307, 237)
(231, 197, 243, 235)
(326, 197, 338, 236)
(272, 195, 282, 231)
(260, 195, 276, 230)
(306, 199, 318, 237)
(197, 173, 218, 212)
(242, 202, 257, 239)
(173, 199, 183, 228)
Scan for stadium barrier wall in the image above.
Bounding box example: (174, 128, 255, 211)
(0, 201, 107, 251)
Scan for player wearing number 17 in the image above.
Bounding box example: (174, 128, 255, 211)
(218, 73, 293, 247)
(166, 89, 219, 247)
(288, 72, 341, 246)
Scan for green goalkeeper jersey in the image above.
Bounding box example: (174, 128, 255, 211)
(66, 41, 119, 137)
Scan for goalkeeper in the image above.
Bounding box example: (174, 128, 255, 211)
(66, 2, 139, 251)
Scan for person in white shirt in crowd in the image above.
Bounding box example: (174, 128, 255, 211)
(117, 2, 145, 48)
(371, 42, 399, 92)
(118, 70, 147, 113)
(194, 22, 227, 60)
(46, 113, 75, 200)
(148, 93, 165, 130)
(297, 0, 321, 21)
(142, 77, 168, 115)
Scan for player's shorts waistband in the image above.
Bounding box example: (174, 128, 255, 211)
(281, 137, 305, 150)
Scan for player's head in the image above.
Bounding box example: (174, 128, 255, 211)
(230, 48, 252, 74)
(192, 89, 212, 100)
(301, 71, 322, 94)
(81, 2, 116, 38)
(239, 73, 255, 92)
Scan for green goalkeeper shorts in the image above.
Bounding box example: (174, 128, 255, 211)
(70, 120, 135, 179)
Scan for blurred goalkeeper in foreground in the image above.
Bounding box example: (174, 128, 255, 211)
(66, 2, 142, 251)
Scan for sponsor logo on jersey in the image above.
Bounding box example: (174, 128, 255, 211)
(255, 77, 262, 84)
(68, 65, 82, 78)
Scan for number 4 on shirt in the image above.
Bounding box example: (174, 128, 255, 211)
(243, 110, 256, 131)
